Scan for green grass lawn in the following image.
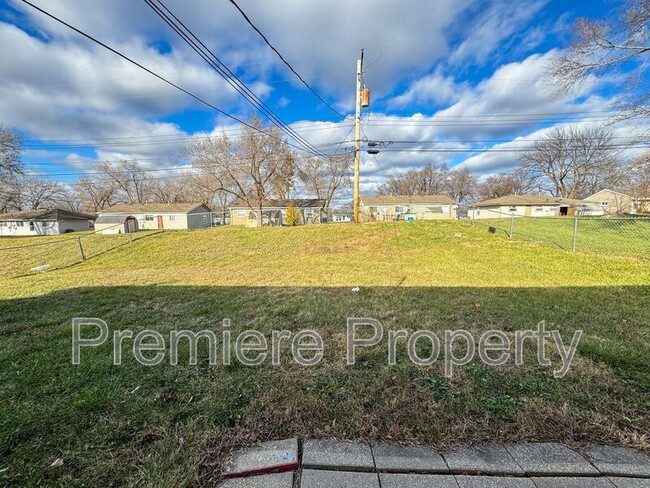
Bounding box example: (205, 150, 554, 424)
(1, 222, 649, 486)
(476, 216, 650, 256)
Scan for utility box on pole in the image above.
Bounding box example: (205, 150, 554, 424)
(361, 88, 370, 108)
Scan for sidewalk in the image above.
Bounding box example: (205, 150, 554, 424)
(218, 439, 650, 487)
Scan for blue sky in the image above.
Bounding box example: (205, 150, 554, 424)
(0, 0, 636, 193)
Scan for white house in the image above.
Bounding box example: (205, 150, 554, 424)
(359, 195, 458, 221)
(469, 195, 604, 219)
(584, 189, 650, 215)
(95, 203, 212, 234)
(0, 208, 96, 236)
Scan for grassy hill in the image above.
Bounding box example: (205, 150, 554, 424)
(1, 222, 649, 486)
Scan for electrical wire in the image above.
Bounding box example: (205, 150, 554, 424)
(143, 0, 329, 160)
(21, 121, 353, 145)
(227, 0, 345, 119)
(19, 0, 326, 159)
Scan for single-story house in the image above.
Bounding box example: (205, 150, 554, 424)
(330, 206, 353, 223)
(468, 195, 604, 219)
(359, 195, 458, 221)
(95, 203, 212, 234)
(229, 198, 327, 227)
(584, 189, 650, 215)
(0, 208, 95, 237)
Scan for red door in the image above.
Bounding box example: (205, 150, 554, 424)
(157, 215, 164, 230)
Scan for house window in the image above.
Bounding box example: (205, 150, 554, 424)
(476, 210, 481, 216)
(0, 222, 6, 227)
(145, 215, 154, 221)
(535, 206, 544, 211)
(395, 206, 404, 213)
(304, 208, 314, 217)
(369, 206, 377, 213)
(169, 215, 176, 221)
(600, 201, 609, 206)
(29, 222, 35, 231)
(237, 210, 246, 217)
(508, 206, 517, 212)
(16, 221, 24, 227)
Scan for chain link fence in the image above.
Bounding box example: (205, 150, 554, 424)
(0, 223, 161, 279)
(469, 210, 650, 258)
(0, 211, 233, 279)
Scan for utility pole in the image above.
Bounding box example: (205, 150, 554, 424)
(353, 50, 364, 223)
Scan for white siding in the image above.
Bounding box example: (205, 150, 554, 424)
(0, 219, 90, 236)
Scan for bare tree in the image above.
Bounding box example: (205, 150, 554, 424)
(269, 152, 295, 200)
(477, 170, 537, 200)
(0, 177, 20, 213)
(0, 125, 22, 178)
(188, 117, 295, 226)
(550, 0, 650, 119)
(0, 126, 23, 212)
(99, 160, 155, 205)
(57, 187, 83, 211)
(19, 177, 68, 209)
(628, 152, 650, 210)
(177, 171, 233, 222)
(151, 175, 193, 204)
(75, 173, 120, 211)
(378, 163, 449, 196)
(297, 154, 351, 207)
(444, 168, 477, 204)
(518, 125, 619, 198)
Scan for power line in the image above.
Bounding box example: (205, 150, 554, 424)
(376, 144, 650, 153)
(227, 0, 345, 119)
(26, 165, 192, 178)
(376, 135, 645, 145)
(21, 121, 353, 145)
(143, 0, 329, 160)
(364, 118, 617, 127)
(19, 0, 325, 159)
(370, 110, 619, 119)
(22, 133, 354, 150)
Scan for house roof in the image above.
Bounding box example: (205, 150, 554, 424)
(97, 203, 210, 214)
(361, 195, 457, 205)
(95, 215, 130, 224)
(586, 188, 650, 201)
(584, 189, 633, 200)
(331, 206, 353, 215)
(230, 198, 326, 208)
(470, 194, 584, 208)
(0, 208, 96, 222)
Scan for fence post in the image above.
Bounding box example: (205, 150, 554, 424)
(77, 236, 85, 261)
(572, 216, 579, 252)
(509, 215, 514, 239)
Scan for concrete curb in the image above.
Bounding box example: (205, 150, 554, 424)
(217, 439, 650, 487)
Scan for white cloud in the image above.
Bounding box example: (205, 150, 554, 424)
(449, 0, 547, 66)
(9, 0, 474, 105)
(0, 1, 635, 190)
(388, 69, 465, 108)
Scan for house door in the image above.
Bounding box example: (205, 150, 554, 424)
(125, 216, 138, 233)
(157, 215, 164, 230)
(559, 206, 568, 216)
